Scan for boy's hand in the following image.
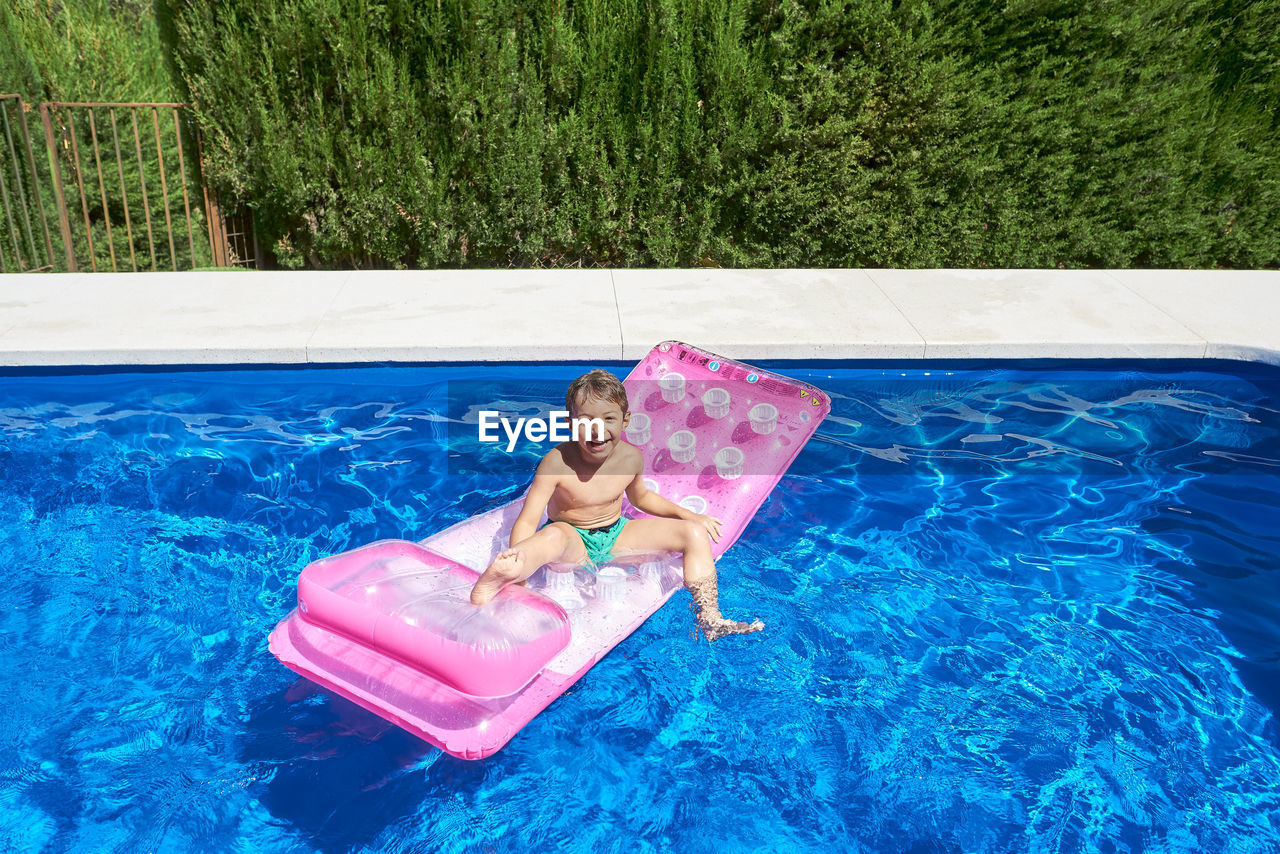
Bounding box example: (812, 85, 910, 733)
(691, 513, 723, 543)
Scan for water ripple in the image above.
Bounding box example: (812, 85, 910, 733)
(0, 362, 1278, 852)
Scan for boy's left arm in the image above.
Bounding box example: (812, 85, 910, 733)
(625, 472, 722, 543)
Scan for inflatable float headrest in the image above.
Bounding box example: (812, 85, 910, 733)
(295, 540, 571, 698)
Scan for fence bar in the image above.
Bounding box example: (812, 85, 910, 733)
(193, 128, 227, 267)
(66, 109, 98, 272)
(46, 101, 186, 109)
(151, 108, 177, 271)
(131, 108, 158, 271)
(0, 109, 23, 269)
(172, 109, 197, 266)
(109, 109, 137, 271)
(39, 104, 76, 271)
(87, 109, 118, 272)
(2, 102, 41, 268)
(0, 154, 18, 270)
(16, 99, 54, 265)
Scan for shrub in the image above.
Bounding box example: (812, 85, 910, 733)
(9, 0, 1275, 270)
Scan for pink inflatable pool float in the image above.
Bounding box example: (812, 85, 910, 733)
(269, 341, 830, 758)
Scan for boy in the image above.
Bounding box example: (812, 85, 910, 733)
(469, 369, 764, 641)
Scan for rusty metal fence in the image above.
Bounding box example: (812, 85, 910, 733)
(0, 94, 255, 273)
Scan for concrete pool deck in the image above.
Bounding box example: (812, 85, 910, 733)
(0, 268, 1277, 366)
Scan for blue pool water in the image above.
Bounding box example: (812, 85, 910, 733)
(2, 360, 1279, 852)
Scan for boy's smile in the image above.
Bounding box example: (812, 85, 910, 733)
(571, 394, 629, 464)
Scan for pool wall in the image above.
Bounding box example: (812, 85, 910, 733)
(0, 268, 1276, 366)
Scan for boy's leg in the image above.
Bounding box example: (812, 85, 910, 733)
(614, 518, 764, 641)
(470, 522, 586, 605)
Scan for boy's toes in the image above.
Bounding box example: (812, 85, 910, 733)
(492, 549, 526, 574)
(699, 616, 764, 641)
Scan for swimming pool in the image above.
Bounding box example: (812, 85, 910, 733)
(1, 360, 1278, 852)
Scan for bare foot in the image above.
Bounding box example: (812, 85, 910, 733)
(687, 576, 764, 641)
(698, 614, 765, 642)
(470, 549, 525, 605)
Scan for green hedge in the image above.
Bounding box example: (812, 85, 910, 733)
(22, 0, 1280, 269)
(1, 1, 173, 102)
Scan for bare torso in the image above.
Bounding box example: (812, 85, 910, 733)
(543, 442, 641, 528)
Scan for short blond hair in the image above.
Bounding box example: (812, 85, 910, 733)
(565, 369, 628, 415)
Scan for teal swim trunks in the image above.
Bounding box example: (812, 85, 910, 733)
(548, 517, 628, 566)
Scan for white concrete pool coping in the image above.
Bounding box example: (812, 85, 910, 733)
(0, 268, 1277, 366)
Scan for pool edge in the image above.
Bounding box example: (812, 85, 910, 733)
(0, 268, 1276, 368)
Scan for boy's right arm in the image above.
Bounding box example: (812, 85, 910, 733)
(508, 463, 558, 547)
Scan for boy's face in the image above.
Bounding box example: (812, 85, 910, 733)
(570, 393, 629, 464)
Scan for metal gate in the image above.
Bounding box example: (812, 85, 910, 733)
(0, 94, 255, 273)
